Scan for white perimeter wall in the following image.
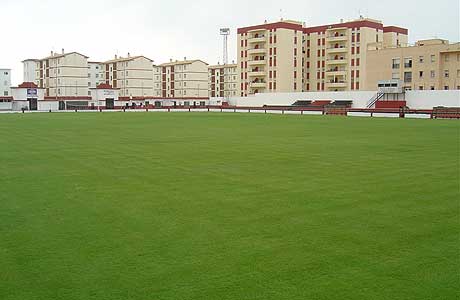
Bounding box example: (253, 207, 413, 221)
(405, 90, 460, 109)
(217, 90, 460, 109)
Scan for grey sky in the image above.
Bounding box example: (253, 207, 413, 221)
(1, 0, 459, 85)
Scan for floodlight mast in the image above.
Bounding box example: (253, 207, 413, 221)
(220, 28, 230, 65)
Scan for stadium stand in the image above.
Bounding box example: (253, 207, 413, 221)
(432, 107, 460, 119)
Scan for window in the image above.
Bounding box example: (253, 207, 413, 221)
(431, 55, 435, 63)
(392, 58, 400, 69)
(419, 86, 424, 90)
(88, 73, 91, 78)
(404, 57, 412, 68)
(392, 72, 400, 80)
(404, 72, 412, 83)
(445, 55, 449, 62)
(430, 71, 435, 78)
(444, 86, 449, 90)
(3, 91, 8, 96)
(457, 70, 460, 78)
(419, 71, 424, 78)
(444, 70, 449, 78)
(419, 56, 424, 63)
(430, 86, 435, 90)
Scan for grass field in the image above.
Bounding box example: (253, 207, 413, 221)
(0, 112, 459, 300)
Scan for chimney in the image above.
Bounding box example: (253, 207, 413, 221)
(184, 57, 187, 61)
(51, 51, 54, 57)
(62, 48, 65, 54)
(340, 19, 344, 23)
(115, 54, 118, 59)
(128, 52, 131, 58)
(170, 58, 173, 62)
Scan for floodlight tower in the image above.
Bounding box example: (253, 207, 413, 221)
(220, 28, 230, 65)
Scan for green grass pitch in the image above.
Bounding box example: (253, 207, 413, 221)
(0, 112, 458, 300)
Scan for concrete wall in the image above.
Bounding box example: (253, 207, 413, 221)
(220, 90, 460, 109)
(406, 90, 460, 109)
(224, 91, 376, 108)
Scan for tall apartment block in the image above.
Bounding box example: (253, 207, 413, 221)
(304, 18, 407, 92)
(154, 59, 209, 98)
(102, 55, 154, 98)
(208, 63, 238, 97)
(238, 20, 304, 96)
(34, 50, 90, 98)
(0, 69, 12, 97)
(237, 18, 409, 95)
(366, 39, 460, 91)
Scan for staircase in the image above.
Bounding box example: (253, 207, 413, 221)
(366, 92, 385, 108)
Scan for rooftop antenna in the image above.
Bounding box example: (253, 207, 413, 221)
(220, 28, 230, 65)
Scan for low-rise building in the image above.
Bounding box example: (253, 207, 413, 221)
(102, 54, 154, 99)
(208, 63, 238, 98)
(366, 39, 460, 90)
(0, 68, 12, 97)
(155, 59, 209, 98)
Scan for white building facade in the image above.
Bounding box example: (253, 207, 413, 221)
(0, 69, 12, 97)
(22, 59, 38, 84)
(88, 62, 105, 91)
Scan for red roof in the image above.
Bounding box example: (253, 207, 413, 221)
(238, 21, 304, 34)
(383, 26, 409, 35)
(44, 96, 92, 100)
(96, 83, 114, 89)
(17, 82, 38, 89)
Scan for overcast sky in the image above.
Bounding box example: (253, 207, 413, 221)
(1, 0, 459, 85)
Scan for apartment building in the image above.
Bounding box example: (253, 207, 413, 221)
(0, 69, 12, 97)
(88, 62, 105, 89)
(238, 20, 304, 96)
(22, 59, 38, 84)
(35, 50, 89, 98)
(366, 39, 460, 90)
(208, 63, 238, 97)
(237, 18, 409, 95)
(103, 55, 154, 98)
(304, 18, 408, 92)
(154, 59, 209, 98)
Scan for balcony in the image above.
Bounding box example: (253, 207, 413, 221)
(326, 69, 347, 77)
(248, 36, 267, 44)
(248, 60, 266, 66)
(326, 35, 348, 42)
(248, 48, 267, 55)
(326, 57, 348, 65)
(327, 47, 348, 54)
(248, 70, 266, 77)
(250, 82, 266, 88)
(326, 81, 347, 88)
